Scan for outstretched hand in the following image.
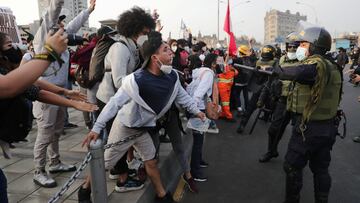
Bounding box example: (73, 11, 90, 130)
(65, 90, 87, 101)
(72, 101, 98, 112)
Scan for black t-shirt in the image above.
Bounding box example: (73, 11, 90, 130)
(134, 69, 177, 114)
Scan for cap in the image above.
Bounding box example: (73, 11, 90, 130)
(97, 26, 117, 36)
(140, 31, 163, 69)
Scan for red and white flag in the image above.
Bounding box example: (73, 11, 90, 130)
(223, 0, 237, 56)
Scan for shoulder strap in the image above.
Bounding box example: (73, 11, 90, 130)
(109, 40, 130, 92)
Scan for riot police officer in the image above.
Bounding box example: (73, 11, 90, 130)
(236, 45, 278, 134)
(276, 26, 342, 203)
(259, 33, 300, 162)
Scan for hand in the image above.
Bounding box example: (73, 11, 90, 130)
(196, 112, 206, 121)
(88, 0, 96, 12)
(344, 69, 354, 74)
(45, 28, 68, 55)
(352, 74, 360, 83)
(155, 20, 163, 32)
(72, 101, 99, 112)
(82, 131, 100, 148)
(65, 89, 87, 101)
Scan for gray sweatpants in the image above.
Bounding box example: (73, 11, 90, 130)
(33, 102, 65, 170)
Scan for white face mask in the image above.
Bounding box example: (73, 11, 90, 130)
(199, 54, 205, 61)
(202, 46, 207, 52)
(296, 47, 308, 61)
(184, 46, 190, 53)
(287, 52, 297, 60)
(136, 35, 148, 47)
(157, 58, 173, 74)
(171, 46, 177, 53)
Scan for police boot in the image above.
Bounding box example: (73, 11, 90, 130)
(314, 173, 331, 203)
(259, 134, 279, 163)
(284, 163, 303, 203)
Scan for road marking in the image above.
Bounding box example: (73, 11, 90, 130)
(173, 176, 186, 202)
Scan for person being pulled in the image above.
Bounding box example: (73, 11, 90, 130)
(78, 31, 205, 203)
(236, 45, 278, 134)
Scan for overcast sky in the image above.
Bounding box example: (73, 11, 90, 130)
(2, 0, 360, 43)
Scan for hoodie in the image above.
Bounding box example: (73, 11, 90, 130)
(186, 67, 215, 110)
(92, 70, 200, 134)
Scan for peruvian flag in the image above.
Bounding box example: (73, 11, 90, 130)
(223, 0, 237, 56)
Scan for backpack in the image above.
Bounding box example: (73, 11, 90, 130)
(0, 95, 31, 143)
(86, 37, 116, 88)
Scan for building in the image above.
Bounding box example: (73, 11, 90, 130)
(38, 0, 89, 30)
(196, 32, 227, 48)
(264, 9, 307, 44)
(0, 7, 21, 43)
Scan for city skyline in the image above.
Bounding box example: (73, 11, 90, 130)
(2, 0, 360, 43)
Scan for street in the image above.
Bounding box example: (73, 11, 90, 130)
(182, 72, 360, 203)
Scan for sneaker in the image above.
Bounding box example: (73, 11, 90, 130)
(48, 162, 76, 174)
(200, 160, 209, 168)
(109, 168, 121, 180)
(115, 177, 144, 192)
(127, 158, 142, 170)
(353, 136, 360, 143)
(64, 123, 78, 129)
(193, 174, 208, 182)
(78, 186, 92, 203)
(155, 192, 174, 203)
(137, 164, 147, 182)
(206, 126, 219, 134)
(236, 124, 245, 134)
(182, 174, 199, 193)
(33, 170, 57, 188)
(259, 151, 279, 163)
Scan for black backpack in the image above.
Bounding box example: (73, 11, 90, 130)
(86, 37, 116, 88)
(0, 96, 31, 143)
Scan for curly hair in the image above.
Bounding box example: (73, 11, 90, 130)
(117, 7, 156, 38)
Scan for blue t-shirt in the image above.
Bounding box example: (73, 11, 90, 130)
(134, 69, 177, 114)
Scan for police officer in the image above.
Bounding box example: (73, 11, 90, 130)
(276, 26, 342, 203)
(259, 33, 300, 162)
(237, 45, 278, 134)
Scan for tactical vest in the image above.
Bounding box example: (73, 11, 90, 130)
(279, 55, 300, 97)
(287, 55, 342, 120)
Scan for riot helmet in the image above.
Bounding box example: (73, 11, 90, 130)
(285, 32, 300, 51)
(295, 26, 331, 55)
(260, 45, 276, 60)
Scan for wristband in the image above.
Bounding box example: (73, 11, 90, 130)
(44, 44, 65, 66)
(33, 53, 56, 62)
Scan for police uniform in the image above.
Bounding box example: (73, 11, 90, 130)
(259, 55, 300, 162)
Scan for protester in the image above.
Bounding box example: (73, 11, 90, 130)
(32, 0, 96, 188)
(0, 28, 69, 203)
(78, 31, 205, 203)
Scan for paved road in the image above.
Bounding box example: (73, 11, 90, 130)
(181, 73, 360, 203)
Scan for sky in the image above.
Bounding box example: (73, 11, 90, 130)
(2, 0, 360, 43)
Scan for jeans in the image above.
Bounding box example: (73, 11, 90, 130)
(190, 130, 204, 177)
(0, 169, 8, 203)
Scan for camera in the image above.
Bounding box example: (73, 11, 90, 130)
(51, 27, 84, 46)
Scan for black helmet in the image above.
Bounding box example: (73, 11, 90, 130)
(260, 45, 276, 60)
(286, 32, 300, 51)
(295, 26, 332, 52)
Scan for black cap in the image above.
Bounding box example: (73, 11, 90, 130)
(58, 15, 66, 22)
(140, 31, 163, 69)
(97, 26, 117, 36)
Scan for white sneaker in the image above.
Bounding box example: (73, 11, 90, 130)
(33, 170, 57, 188)
(0, 140, 12, 159)
(237, 107, 243, 112)
(48, 162, 76, 174)
(206, 125, 219, 134)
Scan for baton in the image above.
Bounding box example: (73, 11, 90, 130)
(234, 63, 274, 76)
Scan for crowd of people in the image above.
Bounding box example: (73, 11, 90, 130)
(0, 0, 359, 203)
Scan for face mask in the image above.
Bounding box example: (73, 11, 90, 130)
(2, 47, 23, 64)
(136, 35, 148, 47)
(227, 59, 233, 65)
(287, 52, 297, 60)
(171, 46, 177, 53)
(199, 54, 205, 61)
(184, 46, 190, 53)
(202, 46, 207, 52)
(296, 47, 308, 61)
(156, 57, 172, 74)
